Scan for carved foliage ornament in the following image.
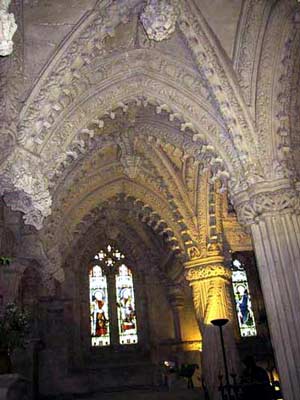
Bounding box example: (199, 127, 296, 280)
(0, 0, 17, 56)
(140, 0, 178, 42)
(185, 263, 232, 283)
(235, 185, 300, 226)
(0, 150, 52, 230)
(118, 129, 141, 180)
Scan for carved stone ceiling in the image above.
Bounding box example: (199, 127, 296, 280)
(42, 104, 205, 261)
(0, 0, 299, 269)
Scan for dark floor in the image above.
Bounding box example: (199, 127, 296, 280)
(85, 388, 204, 400)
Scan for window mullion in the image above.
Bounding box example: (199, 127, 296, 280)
(107, 273, 119, 346)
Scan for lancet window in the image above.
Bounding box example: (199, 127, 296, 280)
(89, 244, 138, 347)
(231, 258, 257, 337)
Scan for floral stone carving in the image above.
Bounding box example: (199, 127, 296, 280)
(140, 0, 178, 42)
(0, 0, 17, 56)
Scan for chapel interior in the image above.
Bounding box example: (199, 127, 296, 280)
(0, 1, 299, 400)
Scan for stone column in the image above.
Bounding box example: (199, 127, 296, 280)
(235, 180, 300, 400)
(185, 255, 240, 400)
(167, 284, 184, 342)
(0, 261, 26, 305)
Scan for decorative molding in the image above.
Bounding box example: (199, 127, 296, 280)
(185, 262, 232, 283)
(118, 129, 141, 180)
(0, 0, 22, 166)
(255, 1, 297, 177)
(1, 148, 51, 229)
(178, 0, 261, 183)
(233, 0, 272, 109)
(233, 179, 300, 225)
(14, 0, 267, 226)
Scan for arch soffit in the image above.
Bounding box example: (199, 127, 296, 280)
(63, 199, 184, 283)
(18, 0, 262, 190)
(255, 0, 299, 177)
(233, 0, 276, 111)
(51, 132, 200, 234)
(59, 179, 186, 251)
(36, 70, 239, 181)
(49, 113, 231, 206)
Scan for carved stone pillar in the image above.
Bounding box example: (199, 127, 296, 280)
(234, 180, 300, 400)
(185, 255, 239, 400)
(0, 261, 26, 305)
(167, 284, 184, 342)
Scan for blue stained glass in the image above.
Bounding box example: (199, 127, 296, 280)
(232, 259, 257, 337)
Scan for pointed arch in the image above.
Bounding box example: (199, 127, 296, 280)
(16, 0, 263, 212)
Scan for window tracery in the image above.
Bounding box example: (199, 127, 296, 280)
(89, 244, 138, 347)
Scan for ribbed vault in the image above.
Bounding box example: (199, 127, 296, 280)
(40, 110, 214, 280)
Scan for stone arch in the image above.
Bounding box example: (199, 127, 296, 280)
(46, 180, 190, 266)
(18, 0, 258, 171)
(5, 0, 268, 230)
(70, 194, 186, 258)
(38, 71, 239, 182)
(232, 0, 277, 110)
(62, 212, 183, 371)
(254, 0, 299, 178)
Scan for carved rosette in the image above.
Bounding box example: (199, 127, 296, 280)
(0, 0, 17, 56)
(140, 0, 178, 42)
(233, 180, 300, 226)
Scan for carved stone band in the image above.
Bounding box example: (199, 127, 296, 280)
(184, 262, 232, 283)
(233, 179, 300, 226)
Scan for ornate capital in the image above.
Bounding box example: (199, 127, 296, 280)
(0, 0, 17, 56)
(0, 148, 52, 229)
(140, 0, 178, 42)
(233, 179, 300, 226)
(184, 256, 232, 283)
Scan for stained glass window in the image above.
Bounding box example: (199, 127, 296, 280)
(116, 264, 138, 345)
(89, 265, 110, 346)
(231, 259, 257, 337)
(89, 245, 138, 347)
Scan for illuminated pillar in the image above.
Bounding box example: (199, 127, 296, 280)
(185, 255, 240, 400)
(235, 181, 300, 400)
